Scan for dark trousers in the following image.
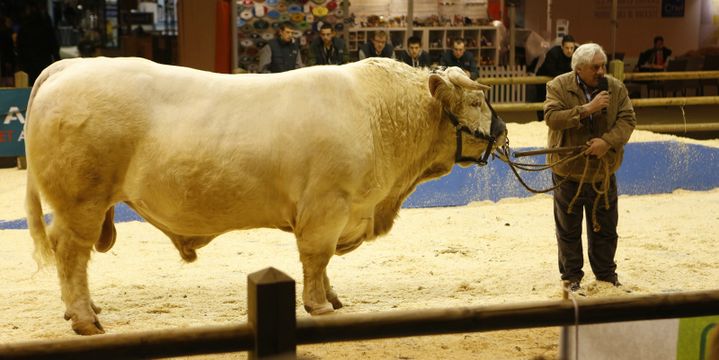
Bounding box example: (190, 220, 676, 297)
(552, 173, 619, 283)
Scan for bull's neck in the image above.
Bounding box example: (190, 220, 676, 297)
(372, 97, 459, 194)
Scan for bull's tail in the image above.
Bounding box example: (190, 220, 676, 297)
(24, 61, 67, 268)
(26, 172, 53, 267)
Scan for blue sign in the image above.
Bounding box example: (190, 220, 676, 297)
(0, 88, 31, 157)
(662, 0, 684, 17)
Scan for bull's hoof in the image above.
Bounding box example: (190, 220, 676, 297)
(71, 320, 105, 335)
(304, 302, 334, 316)
(329, 297, 343, 310)
(65, 309, 105, 335)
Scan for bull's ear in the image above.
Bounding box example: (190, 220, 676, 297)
(428, 74, 447, 98)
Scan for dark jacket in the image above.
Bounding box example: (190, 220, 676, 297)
(309, 37, 346, 65)
(536, 45, 572, 77)
(440, 51, 478, 80)
(359, 42, 394, 59)
(636, 47, 672, 71)
(267, 38, 300, 73)
(398, 50, 431, 68)
(544, 72, 636, 182)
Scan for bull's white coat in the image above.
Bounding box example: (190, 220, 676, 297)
(24, 57, 502, 335)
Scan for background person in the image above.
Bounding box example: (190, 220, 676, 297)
(440, 38, 478, 80)
(359, 31, 394, 59)
(534, 35, 577, 120)
(258, 21, 303, 73)
(398, 36, 430, 68)
(543, 43, 636, 294)
(15, 1, 59, 85)
(309, 23, 345, 65)
(636, 35, 672, 72)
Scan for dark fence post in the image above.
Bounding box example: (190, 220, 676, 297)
(247, 267, 296, 360)
(14, 71, 28, 170)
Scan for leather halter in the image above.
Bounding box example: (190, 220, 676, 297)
(444, 109, 496, 166)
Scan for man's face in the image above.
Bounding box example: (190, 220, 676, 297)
(279, 27, 294, 42)
(654, 39, 664, 50)
(408, 43, 421, 58)
(372, 36, 386, 53)
(320, 28, 334, 46)
(562, 42, 576, 58)
(576, 53, 606, 88)
(452, 43, 465, 59)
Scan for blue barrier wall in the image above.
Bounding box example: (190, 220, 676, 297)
(1, 141, 718, 229)
(0, 88, 30, 157)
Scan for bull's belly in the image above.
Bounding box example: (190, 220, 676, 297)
(125, 195, 294, 236)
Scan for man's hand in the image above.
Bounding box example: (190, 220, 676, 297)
(583, 90, 610, 114)
(585, 138, 611, 158)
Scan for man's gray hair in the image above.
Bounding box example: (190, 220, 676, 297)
(571, 43, 607, 71)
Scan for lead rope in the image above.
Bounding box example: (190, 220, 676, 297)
(496, 140, 612, 233)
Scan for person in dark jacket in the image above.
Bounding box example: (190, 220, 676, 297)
(0, 16, 16, 86)
(309, 24, 345, 65)
(535, 35, 576, 120)
(397, 36, 430, 68)
(636, 35, 672, 72)
(16, 1, 60, 85)
(440, 39, 478, 80)
(258, 21, 303, 73)
(358, 31, 394, 59)
(544, 43, 636, 295)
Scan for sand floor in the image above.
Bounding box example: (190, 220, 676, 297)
(1, 123, 718, 359)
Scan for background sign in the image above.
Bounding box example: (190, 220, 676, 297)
(662, 0, 685, 17)
(0, 88, 30, 157)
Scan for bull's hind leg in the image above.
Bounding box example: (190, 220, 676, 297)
(323, 270, 342, 310)
(49, 209, 107, 335)
(295, 195, 350, 316)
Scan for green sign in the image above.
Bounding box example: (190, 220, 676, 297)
(677, 315, 719, 360)
(0, 88, 31, 157)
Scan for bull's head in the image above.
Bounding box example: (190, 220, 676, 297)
(429, 67, 507, 166)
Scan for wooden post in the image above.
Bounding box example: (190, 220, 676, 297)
(247, 267, 296, 360)
(559, 280, 571, 360)
(609, 59, 624, 82)
(14, 71, 28, 170)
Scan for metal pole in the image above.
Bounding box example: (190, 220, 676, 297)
(509, 4, 516, 67)
(610, 0, 618, 60)
(407, 0, 414, 47)
(546, 0, 552, 39)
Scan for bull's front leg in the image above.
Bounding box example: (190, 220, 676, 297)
(295, 196, 350, 315)
(50, 221, 105, 335)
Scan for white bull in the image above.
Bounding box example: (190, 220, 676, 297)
(25, 57, 506, 335)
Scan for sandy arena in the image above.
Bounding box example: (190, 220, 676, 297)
(1, 122, 718, 359)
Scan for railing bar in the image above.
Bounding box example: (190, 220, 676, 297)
(3, 290, 717, 359)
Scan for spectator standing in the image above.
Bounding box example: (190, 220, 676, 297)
(0, 15, 15, 86)
(636, 35, 672, 72)
(544, 43, 636, 294)
(16, 1, 60, 85)
(440, 39, 478, 80)
(398, 36, 430, 68)
(535, 35, 577, 120)
(359, 31, 394, 59)
(309, 24, 345, 65)
(258, 21, 303, 73)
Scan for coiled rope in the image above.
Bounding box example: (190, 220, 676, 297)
(494, 139, 612, 232)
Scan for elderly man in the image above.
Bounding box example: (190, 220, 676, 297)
(440, 38, 478, 80)
(359, 31, 394, 59)
(258, 21, 303, 73)
(544, 43, 636, 294)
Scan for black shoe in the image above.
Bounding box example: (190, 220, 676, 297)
(569, 281, 582, 292)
